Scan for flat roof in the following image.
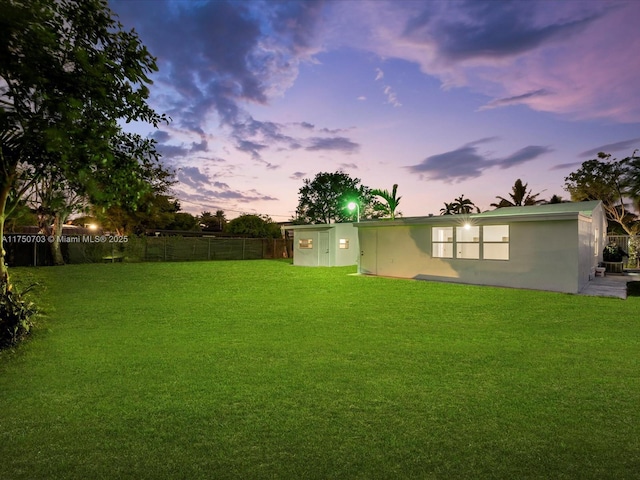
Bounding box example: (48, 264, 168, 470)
(355, 201, 602, 227)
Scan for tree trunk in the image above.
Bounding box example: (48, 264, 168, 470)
(0, 180, 12, 284)
(50, 213, 65, 266)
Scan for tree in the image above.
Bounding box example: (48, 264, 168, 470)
(30, 169, 88, 265)
(1, 0, 167, 283)
(215, 210, 227, 232)
(371, 184, 401, 220)
(451, 194, 480, 214)
(199, 211, 217, 231)
(440, 202, 455, 215)
(226, 214, 281, 238)
(296, 171, 375, 224)
(490, 179, 544, 208)
(98, 194, 195, 234)
(564, 152, 639, 236)
(546, 194, 566, 204)
(622, 149, 640, 211)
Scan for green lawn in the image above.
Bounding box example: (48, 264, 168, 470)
(1, 261, 639, 479)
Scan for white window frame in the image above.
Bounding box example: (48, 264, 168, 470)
(432, 227, 453, 258)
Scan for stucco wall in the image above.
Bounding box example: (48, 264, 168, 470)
(290, 223, 358, 267)
(358, 219, 583, 293)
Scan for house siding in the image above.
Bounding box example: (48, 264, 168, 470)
(357, 202, 607, 294)
(289, 223, 358, 267)
(359, 220, 581, 293)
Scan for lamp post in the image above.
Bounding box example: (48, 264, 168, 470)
(348, 201, 361, 273)
(347, 201, 360, 223)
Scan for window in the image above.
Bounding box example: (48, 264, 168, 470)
(339, 238, 349, 249)
(299, 238, 313, 249)
(431, 225, 510, 261)
(483, 225, 509, 260)
(432, 227, 453, 258)
(594, 228, 599, 256)
(456, 226, 480, 259)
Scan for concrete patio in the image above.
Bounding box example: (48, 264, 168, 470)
(579, 271, 639, 299)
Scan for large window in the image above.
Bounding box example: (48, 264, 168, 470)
(456, 226, 480, 259)
(482, 225, 509, 260)
(432, 227, 453, 258)
(432, 225, 509, 260)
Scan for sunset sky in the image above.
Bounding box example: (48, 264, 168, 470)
(110, 0, 640, 220)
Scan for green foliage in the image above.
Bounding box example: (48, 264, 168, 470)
(98, 194, 197, 234)
(565, 152, 639, 235)
(603, 243, 627, 262)
(226, 214, 281, 238)
(0, 280, 36, 349)
(371, 183, 401, 219)
(199, 210, 226, 232)
(621, 150, 640, 210)
(295, 171, 377, 224)
(0, 0, 170, 277)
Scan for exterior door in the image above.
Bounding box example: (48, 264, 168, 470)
(359, 229, 377, 274)
(318, 231, 330, 266)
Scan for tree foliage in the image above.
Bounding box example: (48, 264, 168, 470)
(199, 210, 227, 232)
(295, 171, 377, 224)
(98, 194, 198, 234)
(491, 179, 544, 208)
(440, 195, 480, 215)
(564, 152, 639, 235)
(371, 184, 401, 220)
(0, 0, 168, 280)
(226, 214, 281, 238)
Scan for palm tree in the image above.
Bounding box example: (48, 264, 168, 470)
(452, 194, 479, 214)
(546, 194, 566, 204)
(214, 209, 227, 232)
(490, 179, 544, 208)
(370, 184, 401, 220)
(440, 202, 455, 215)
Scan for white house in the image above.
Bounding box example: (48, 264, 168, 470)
(285, 223, 359, 267)
(354, 201, 607, 294)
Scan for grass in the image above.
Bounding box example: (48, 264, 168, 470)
(1, 260, 639, 479)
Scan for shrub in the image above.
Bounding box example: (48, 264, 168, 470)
(0, 280, 37, 349)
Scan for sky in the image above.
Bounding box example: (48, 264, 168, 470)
(110, 0, 640, 220)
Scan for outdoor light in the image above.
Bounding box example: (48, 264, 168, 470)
(348, 201, 360, 222)
(464, 223, 471, 230)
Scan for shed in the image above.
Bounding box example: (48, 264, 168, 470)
(355, 201, 607, 294)
(285, 223, 359, 267)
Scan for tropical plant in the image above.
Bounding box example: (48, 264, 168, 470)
(491, 179, 544, 208)
(370, 184, 401, 220)
(0, 282, 36, 350)
(546, 194, 566, 204)
(603, 243, 627, 262)
(440, 202, 456, 215)
(215, 210, 227, 232)
(451, 195, 479, 214)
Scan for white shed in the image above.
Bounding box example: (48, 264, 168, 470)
(355, 201, 607, 294)
(285, 223, 359, 267)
